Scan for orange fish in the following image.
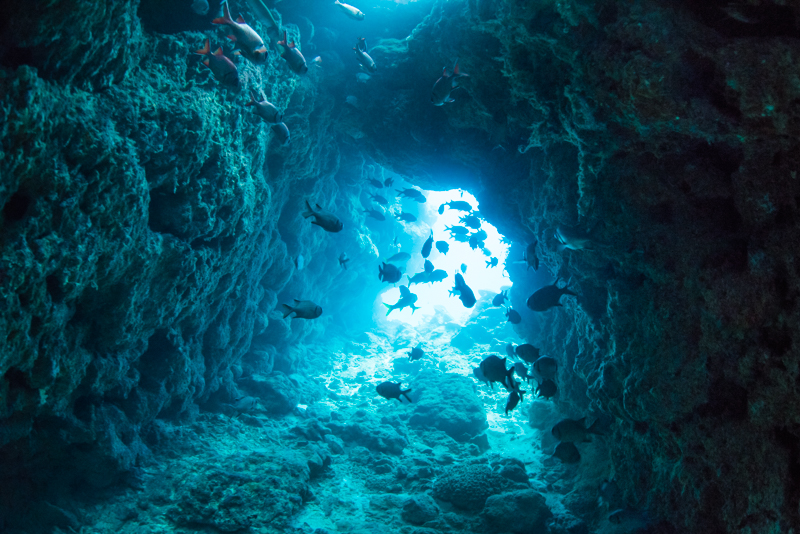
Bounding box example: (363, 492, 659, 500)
(278, 30, 308, 75)
(194, 38, 239, 87)
(213, 1, 267, 64)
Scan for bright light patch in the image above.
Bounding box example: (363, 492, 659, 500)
(378, 190, 509, 326)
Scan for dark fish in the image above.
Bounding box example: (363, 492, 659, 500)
(446, 225, 469, 235)
(451, 272, 476, 308)
(370, 193, 388, 206)
(364, 208, 385, 221)
(303, 200, 343, 232)
(427, 270, 448, 283)
(438, 200, 472, 214)
(378, 262, 403, 283)
(468, 234, 483, 250)
(553, 442, 580, 464)
(338, 252, 349, 269)
(452, 234, 469, 242)
(408, 345, 424, 362)
(384, 177, 394, 187)
(424, 259, 434, 273)
(397, 212, 417, 222)
(376, 381, 411, 403)
(435, 241, 449, 255)
(407, 271, 429, 286)
(492, 291, 508, 307)
(505, 308, 521, 324)
(551, 417, 603, 443)
(527, 278, 578, 312)
(384, 285, 418, 315)
(478, 355, 515, 391)
(513, 362, 529, 382)
(505, 343, 516, 359)
(368, 178, 384, 188)
(421, 232, 434, 258)
(515, 344, 539, 363)
(524, 241, 539, 271)
(536, 379, 558, 400)
(194, 38, 239, 87)
(386, 252, 411, 263)
(486, 257, 498, 268)
(472, 365, 489, 386)
(245, 90, 282, 123)
(281, 299, 322, 319)
(505, 389, 525, 415)
(431, 58, 468, 105)
(396, 188, 424, 200)
(277, 30, 308, 74)
(533, 356, 557, 381)
(460, 214, 481, 229)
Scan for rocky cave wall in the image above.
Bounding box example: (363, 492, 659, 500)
(2, 0, 800, 532)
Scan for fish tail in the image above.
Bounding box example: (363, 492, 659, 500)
(302, 199, 315, 218)
(401, 389, 412, 402)
(245, 89, 259, 106)
(213, 0, 234, 25)
(194, 38, 211, 55)
(384, 303, 394, 316)
(281, 303, 294, 319)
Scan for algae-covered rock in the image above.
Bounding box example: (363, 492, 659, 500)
(401, 493, 440, 525)
(408, 371, 488, 442)
(482, 490, 552, 533)
(431, 461, 511, 510)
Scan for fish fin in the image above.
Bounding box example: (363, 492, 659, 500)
(401, 389, 412, 402)
(289, 41, 296, 48)
(453, 60, 460, 75)
(213, 47, 224, 56)
(202, 58, 210, 66)
(255, 45, 267, 53)
(236, 15, 246, 23)
(315, 203, 324, 211)
(302, 199, 315, 218)
(246, 89, 258, 106)
(383, 303, 393, 316)
(281, 303, 294, 318)
(227, 34, 238, 42)
(213, 1, 234, 24)
(194, 38, 211, 55)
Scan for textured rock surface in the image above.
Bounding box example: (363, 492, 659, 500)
(482, 490, 552, 534)
(408, 370, 488, 441)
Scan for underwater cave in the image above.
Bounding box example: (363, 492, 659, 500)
(2, 0, 800, 533)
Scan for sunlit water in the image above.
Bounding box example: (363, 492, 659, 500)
(377, 190, 510, 327)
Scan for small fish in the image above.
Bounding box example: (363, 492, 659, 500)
(486, 257, 498, 268)
(225, 395, 259, 413)
(515, 344, 539, 363)
(294, 254, 305, 270)
(492, 291, 508, 307)
(505, 343, 516, 359)
(407, 271, 429, 286)
(376, 381, 411, 403)
(191, 0, 210, 15)
(426, 270, 448, 283)
(384, 285, 418, 315)
(424, 259, 434, 273)
(338, 252, 349, 269)
(524, 241, 539, 271)
(435, 241, 449, 255)
(245, 90, 283, 124)
(363, 208, 385, 221)
(193, 38, 239, 87)
(334, 0, 365, 20)
(303, 200, 343, 232)
(460, 263, 467, 273)
(437, 200, 472, 214)
(431, 58, 469, 106)
(452, 234, 469, 242)
(378, 262, 403, 283)
(278, 30, 309, 75)
(370, 193, 388, 206)
(421, 231, 434, 258)
(536, 379, 558, 400)
(356, 72, 371, 83)
(397, 212, 417, 222)
(368, 178, 384, 188)
(408, 345, 424, 362)
(533, 356, 557, 381)
(451, 272, 476, 308)
(551, 417, 603, 443)
(384, 177, 394, 187)
(479, 355, 515, 391)
(353, 37, 376, 72)
(555, 226, 594, 252)
(472, 365, 489, 386)
(468, 234, 483, 250)
(311, 56, 322, 67)
(505, 389, 525, 415)
(213, 2, 267, 63)
(460, 214, 481, 229)
(385, 252, 411, 263)
(271, 122, 290, 146)
(513, 362, 529, 382)
(552, 442, 580, 464)
(281, 299, 323, 319)
(482, 248, 492, 257)
(505, 308, 521, 324)
(446, 225, 469, 236)
(396, 188, 425, 200)
(527, 278, 578, 311)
